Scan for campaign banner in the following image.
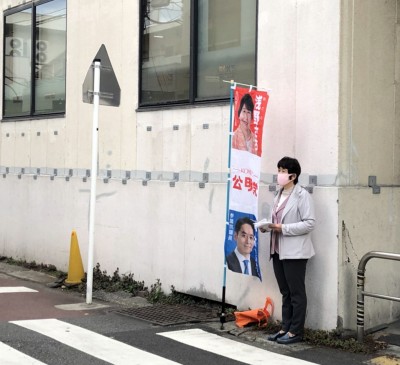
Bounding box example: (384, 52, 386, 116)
(224, 87, 269, 280)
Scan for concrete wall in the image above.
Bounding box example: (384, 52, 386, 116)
(339, 0, 400, 186)
(257, 0, 340, 330)
(0, 173, 339, 332)
(0, 0, 398, 332)
(338, 188, 400, 330)
(338, 0, 400, 330)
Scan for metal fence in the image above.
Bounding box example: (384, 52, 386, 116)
(357, 251, 400, 342)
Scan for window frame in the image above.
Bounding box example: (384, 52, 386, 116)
(138, 0, 258, 109)
(2, 0, 67, 121)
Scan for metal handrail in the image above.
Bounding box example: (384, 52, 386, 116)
(357, 251, 400, 342)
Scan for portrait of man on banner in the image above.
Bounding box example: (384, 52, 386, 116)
(232, 88, 268, 157)
(225, 211, 261, 279)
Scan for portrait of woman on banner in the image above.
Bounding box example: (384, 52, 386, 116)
(232, 93, 258, 155)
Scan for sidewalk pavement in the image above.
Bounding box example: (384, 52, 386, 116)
(1, 261, 400, 365)
(210, 319, 400, 365)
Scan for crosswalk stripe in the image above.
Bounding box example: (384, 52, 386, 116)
(158, 328, 319, 365)
(0, 341, 47, 365)
(0, 286, 38, 293)
(11, 318, 181, 365)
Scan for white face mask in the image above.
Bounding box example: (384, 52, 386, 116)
(277, 173, 292, 187)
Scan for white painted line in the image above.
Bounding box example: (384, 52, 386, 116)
(0, 286, 38, 293)
(158, 328, 319, 365)
(0, 341, 47, 364)
(12, 318, 181, 365)
(54, 302, 109, 311)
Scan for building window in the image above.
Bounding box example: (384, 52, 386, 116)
(3, 0, 67, 119)
(140, 0, 257, 107)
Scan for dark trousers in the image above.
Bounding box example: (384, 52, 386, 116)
(272, 253, 308, 335)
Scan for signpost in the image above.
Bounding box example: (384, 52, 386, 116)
(82, 44, 120, 304)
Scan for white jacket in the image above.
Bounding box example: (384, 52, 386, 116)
(271, 183, 316, 260)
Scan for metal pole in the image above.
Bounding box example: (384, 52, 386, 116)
(220, 80, 235, 329)
(86, 60, 101, 305)
(356, 267, 365, 342)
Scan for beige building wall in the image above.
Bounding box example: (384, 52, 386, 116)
(338, 0, 400, 330)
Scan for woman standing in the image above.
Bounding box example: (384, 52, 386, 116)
(261, 156, 315, 344)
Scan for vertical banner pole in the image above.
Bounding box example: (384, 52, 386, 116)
(220, 80, 235, 328)
(86, 60, 101, 304)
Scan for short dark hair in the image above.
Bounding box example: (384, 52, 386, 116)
(277, 156, 301, 184)
(234, 217, 255, 235)
(237, 93, 254, 118)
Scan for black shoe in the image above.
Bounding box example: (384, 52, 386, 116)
(276, 333, 303, 344)
(267, 331, 286, 341)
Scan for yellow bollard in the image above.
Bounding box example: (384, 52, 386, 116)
(65, 230, 85, 285)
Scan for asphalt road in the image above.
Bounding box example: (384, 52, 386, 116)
(0, 267, 399, 365)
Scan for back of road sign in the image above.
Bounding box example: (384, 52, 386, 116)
(82, 44, 120, 107)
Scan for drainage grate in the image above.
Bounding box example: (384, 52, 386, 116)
(114, 304, 219, 326)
